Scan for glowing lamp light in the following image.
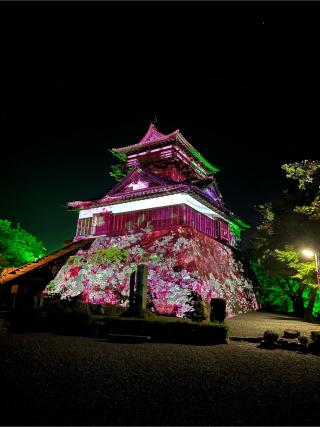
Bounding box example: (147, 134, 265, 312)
(302, 248, 320, 289)
(301, 249, 315, 259)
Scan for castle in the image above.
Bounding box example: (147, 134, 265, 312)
(45, 124, 258, 317)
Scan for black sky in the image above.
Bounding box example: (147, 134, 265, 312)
(1, 2, 320, 253)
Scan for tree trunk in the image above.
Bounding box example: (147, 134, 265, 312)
(292, 284, 306, 317)
(304, 286, 317, 323)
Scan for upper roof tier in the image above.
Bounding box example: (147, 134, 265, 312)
(111, 124, 220, 176)
(138, 123, 179, 144)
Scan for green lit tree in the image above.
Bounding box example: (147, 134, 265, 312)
(249, 160, 320, 321)
(274, 246, 318, 322)
(282, 160, 320, 220)
(0, 219, 46, 273)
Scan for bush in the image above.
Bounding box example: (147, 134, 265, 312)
(259, 330, 279, 349)
(42, 297, 93, 335)
(185, 291, 206, 322)
(263, 330, 279, 342)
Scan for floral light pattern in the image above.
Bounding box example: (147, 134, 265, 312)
(44, 225, 259, 318)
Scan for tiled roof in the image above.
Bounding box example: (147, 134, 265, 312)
(111, 124, 220, 175)
(112, 124, 179, 154)
(0, 239, 94, 285)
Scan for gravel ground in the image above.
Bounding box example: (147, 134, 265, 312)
(226, 310, 320, 337)
(1, 316, 320, 426)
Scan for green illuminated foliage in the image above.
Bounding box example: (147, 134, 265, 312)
(282, 160, 320, 220)
(229, 215, 250, 241)
(249, 160, 320, 320)
(0, 219, 46, 272)
(282, 160, 320, 190)
(274, 246, 317, 286)
(230, 222, 242, 240)
(108, 150, 127, 181)
(88, 247, 129, 264)
(110, 164, 126, 181)
(109, 149, 127, 163)
(67, 255, 82, 266)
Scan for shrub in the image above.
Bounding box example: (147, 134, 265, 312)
(259, 330, 279, 349)
(185, 291, 206, 322)
(42, 296, 92, 335)
(263, 330, 279, 342)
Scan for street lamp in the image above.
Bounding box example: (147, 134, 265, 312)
(301, 248, 320, 289)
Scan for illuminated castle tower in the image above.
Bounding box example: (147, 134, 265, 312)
(70, 124, 246, 245)
(45, 125, 258, 317)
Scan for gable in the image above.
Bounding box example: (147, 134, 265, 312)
(107, 168, 169, 197)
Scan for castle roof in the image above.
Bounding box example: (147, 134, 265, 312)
(67, 167, 249, 230)
(111, 124, 220, 175)
(138, 123, 179, 144)
(113, 124, 179, 154)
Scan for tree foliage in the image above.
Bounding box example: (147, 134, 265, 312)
(282, 160, 320, 220)
(0, 219, 46, 272)
(184, 290, 206, 322)
(249, 160, 320, 321)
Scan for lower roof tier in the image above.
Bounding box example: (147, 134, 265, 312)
(78, 193, 227, 222)
(74, 202, 239, 247)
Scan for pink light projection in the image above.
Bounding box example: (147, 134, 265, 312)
(47, 124, 257, 318)
(45, 225, 258, 318)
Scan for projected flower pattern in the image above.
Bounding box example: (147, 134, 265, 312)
(44, 226, 258, 318)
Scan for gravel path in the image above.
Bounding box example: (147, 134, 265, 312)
(226, 310, 320, 337)
(1, 326, 320, 425)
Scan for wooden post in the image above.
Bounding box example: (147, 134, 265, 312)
(11, 284, 19, 310)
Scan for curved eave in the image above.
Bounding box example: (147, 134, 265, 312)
(111, 131, 220, 176)
(68, 186, 231, 223)
(67, 185, 249, 231)
(176, 134, 220, 174)
(228, 215, 251, 230)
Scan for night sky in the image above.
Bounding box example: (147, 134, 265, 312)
(1, 2, 320, 253)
